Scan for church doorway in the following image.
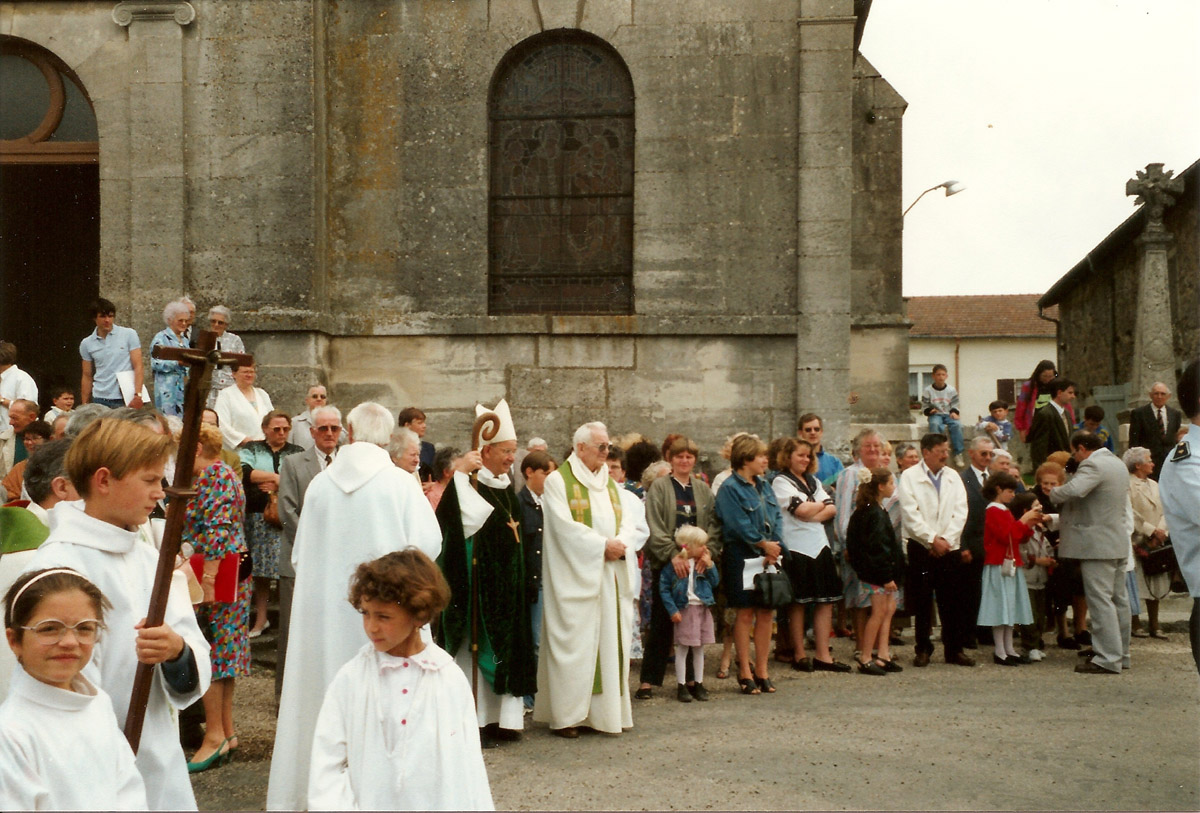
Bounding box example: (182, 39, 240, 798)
(0, 37, 100, 409)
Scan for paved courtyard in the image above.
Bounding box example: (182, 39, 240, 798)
(192, 596, 1199, 811)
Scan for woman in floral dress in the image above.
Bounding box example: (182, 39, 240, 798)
(184, 423, 251, 771)
(150, 300, 191, 416)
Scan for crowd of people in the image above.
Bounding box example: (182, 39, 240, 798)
(1, 296, 1198, 811)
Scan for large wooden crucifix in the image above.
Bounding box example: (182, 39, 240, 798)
(124, 328, 251, 752)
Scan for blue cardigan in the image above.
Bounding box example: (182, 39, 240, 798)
(659, 562, 720, 616)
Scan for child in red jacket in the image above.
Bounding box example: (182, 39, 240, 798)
(977, 472, 1043, 666)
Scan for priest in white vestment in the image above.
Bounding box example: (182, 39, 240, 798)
(533, 421, 646, 737)
(267, 402, 442, 811)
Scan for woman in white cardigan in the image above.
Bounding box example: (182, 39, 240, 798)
(1125, 446, 1172, 639)
(214, 362, 273, 451)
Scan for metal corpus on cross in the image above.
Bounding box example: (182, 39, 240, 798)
(124, 329, 252, 752)
(1126, 163, 1184, 235)
(465, 411, 500, 705)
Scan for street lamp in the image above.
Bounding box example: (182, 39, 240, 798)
(902, 179, 966, 218)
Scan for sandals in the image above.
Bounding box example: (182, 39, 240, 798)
(754, 674, 776, 693)
(715, 667, 730, 680)
(737, 677, 761, 695)
(633, 687, 653, 700)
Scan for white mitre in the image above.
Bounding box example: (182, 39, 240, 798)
(475, 398, 518, 446)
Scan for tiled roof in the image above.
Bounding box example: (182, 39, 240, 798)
(907, 294, 1058, 338)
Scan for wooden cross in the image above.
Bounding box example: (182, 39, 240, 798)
(124, 328, 251, 752)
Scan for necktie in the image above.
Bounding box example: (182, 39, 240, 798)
(325, 454, 332, 466)
(1159, 408, 1167, 435)
(980, 470, 987, 486)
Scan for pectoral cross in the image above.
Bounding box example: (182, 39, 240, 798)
(506, 517, 522, 546)
(123, 330, 251, 752)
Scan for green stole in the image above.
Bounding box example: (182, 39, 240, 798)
(0, 505, 49, 554)
(557, 460, 624, 695)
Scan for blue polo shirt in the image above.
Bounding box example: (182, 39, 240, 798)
(80, 324, 141, 401)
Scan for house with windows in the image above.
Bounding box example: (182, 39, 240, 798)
(2, 0, 911, 453)
(907, 295, 1058, 427)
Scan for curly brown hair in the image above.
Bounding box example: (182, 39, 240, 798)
(347, 549, 450, 626)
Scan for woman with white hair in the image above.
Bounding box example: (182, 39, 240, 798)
(1126, 445, 1172, 639)
(388, 427, 421, 483)
(206, 306, 246, 408)
(150, 300, 192, 416)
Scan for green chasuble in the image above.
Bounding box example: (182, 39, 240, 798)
(436, 477, 537, 698)
(0, 504, 49, 555)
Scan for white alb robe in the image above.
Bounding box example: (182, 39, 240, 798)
(267, 442, 442, 811)
(532, 454, 645, 734)
(24, 501, 210, 811)
(308, 642, 494, 811)
(0, 667, 148, 811)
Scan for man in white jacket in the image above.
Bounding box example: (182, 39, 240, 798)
(267, 402, 442, 811)
(899, 432, 972, 668)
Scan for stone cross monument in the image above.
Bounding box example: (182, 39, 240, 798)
(1125, 163, 1184, 407)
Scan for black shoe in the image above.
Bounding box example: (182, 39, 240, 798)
(878, 658, 904, 673)
(634, 687, 653, 700)
(857, 659, 887, 676)
(993, 654, 1019, 666)
(494, 727, 522, 742)
(676, 684, 693, 703)
(791, 657, 814, 672)
(913, 651, 931, 668)
(688, 682, 709, 702)
(812, 658, 852, 673)
(1076, 630, 1092, 646)
(1074, 660, 1118, 675)
(1010, 652, 1032, 664)
(480, 729, 501, 749)
(1057, 635, 1080, 650)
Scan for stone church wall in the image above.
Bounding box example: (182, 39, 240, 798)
(2, 0, 909, 456)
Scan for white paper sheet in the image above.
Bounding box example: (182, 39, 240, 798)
(115, 370, 151, 405)
(742, 556, 767, 590)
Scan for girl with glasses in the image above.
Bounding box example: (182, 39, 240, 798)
(0, 568, 148, 810)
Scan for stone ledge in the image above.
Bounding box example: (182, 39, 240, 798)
(233, 312, 804, 337)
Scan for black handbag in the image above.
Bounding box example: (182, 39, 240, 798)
(1141, 538, 1177, 577)
(752, 564, 793, 609)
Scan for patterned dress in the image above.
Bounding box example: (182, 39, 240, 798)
(185, 461, 251, 679)
(149, 328, 189, 417)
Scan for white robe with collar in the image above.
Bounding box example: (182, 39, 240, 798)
(267, 442, 442, 811)
(532, 454, 645, 734)
(24, 500, 210, 811)
(0, 667, 148, 811)
(308, 642, 493, 811)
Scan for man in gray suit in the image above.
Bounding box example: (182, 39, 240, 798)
(1050, 431, 1133, 674)
(277, 404, 343, 701)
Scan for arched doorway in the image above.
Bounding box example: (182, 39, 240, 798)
(0, 37, 100, 409)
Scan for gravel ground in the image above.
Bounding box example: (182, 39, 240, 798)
(192, 596, 1200, 811)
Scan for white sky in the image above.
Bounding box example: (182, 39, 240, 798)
(859, 0, 1200, 297)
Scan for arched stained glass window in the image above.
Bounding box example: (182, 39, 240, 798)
(488, 30, 634, 315)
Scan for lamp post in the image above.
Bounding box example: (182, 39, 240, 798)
(902, 179, 966, 218)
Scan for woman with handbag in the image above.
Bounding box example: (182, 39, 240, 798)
(184, 423, 251, 772)
(977, 472, 1042, 666)
(239, 410, 302, 637)
(772, 438, 848, 673)
(714, 434, 785, 695)
(1125, 446, 1172, 639)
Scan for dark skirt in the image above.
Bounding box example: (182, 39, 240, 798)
(783, 546, 843, 605)
(723, 545, 762, 609)
(1047, 557, 1085, 614)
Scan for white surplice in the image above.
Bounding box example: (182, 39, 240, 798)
(0, 667, 148, 811)
(267, 442, 443, 811)
(532, 454, 645, 734)
(308, 642, 493, 811)
(24, 501, 210, 811)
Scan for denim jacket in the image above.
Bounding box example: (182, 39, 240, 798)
(659, 561, 720, 616)
(713, 472, 785, 558)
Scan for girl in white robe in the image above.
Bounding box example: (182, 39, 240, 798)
(0, 568, 148, 811)
(308, 549, 493, 811)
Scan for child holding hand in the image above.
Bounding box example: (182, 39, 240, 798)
(0, 568, 148, 811)
(977, 473, 1042, 666)
(659, 525, 719, 702)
